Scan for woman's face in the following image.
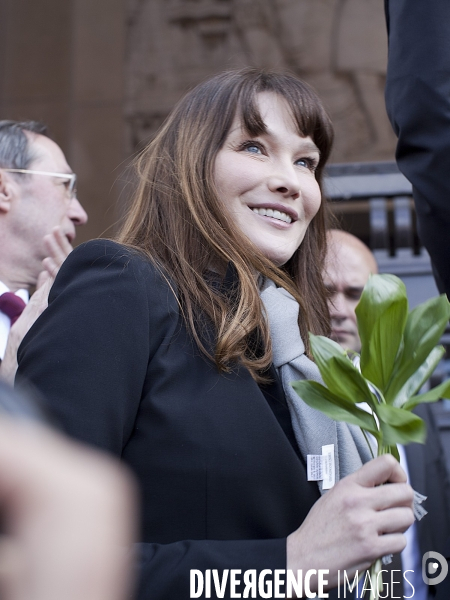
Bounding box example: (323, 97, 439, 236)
(214, 92, 322, 266)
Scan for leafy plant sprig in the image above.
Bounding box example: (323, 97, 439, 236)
(292, 274, 450, 599)
(293, 274, 450, 457)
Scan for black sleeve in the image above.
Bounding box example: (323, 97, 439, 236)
(16, 240, 288, 600)
(384, 0, 450, 296)
(17, 240, 157, 453)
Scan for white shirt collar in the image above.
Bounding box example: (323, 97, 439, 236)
(0, 280, 29, 303)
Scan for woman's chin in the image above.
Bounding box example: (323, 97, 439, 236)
(259, 246, 297, 267)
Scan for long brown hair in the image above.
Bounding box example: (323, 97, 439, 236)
(117, 68, 334, 381)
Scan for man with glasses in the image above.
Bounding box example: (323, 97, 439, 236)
(0, 120, 88, 380)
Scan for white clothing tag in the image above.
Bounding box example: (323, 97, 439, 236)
(307, 454, 323, 481)
(307, 445, 335, 488)
(322, 444, 335, 489)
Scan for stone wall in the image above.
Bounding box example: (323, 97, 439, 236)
(0, 0, 127, 244)
(126, 0, 396, 164)
(0, 0, 396, 240)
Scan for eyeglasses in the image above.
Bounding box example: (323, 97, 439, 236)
(2, 168, 77, 199)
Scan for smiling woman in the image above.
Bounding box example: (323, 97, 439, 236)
(119, 69, 334, 372)
(214, 93, 322, 267)
(17, 69, 414, 600)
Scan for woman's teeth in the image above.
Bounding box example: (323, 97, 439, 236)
(251, 207, 292, 223)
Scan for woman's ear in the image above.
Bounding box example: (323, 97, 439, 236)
(0, 171, 15, 213)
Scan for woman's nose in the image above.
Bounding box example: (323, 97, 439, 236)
(267, 162, 301, 199)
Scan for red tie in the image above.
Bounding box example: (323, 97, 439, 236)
(0, 292, 26, 325)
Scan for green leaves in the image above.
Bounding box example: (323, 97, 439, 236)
(385, 296, 450, 403)
(392, 346, 445, 408)
(292, 379, 380, 439)
(403, 378, 450, 411)
(376, 404, 426, 446)
(356, 274, 408, 391)
(309, 335, 377, 411)
(292, 274, 450, 454)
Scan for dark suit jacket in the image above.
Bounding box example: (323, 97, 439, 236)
(385, 0, 450, 296)
(405, 404, 450, 598)
(16, 239, 322, 600)
(407, 404, 450, 556)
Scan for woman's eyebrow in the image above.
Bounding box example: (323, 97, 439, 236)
(232, 123, 321, 156)
(262, 128, 321, 155)
(296, 140, 321, 155)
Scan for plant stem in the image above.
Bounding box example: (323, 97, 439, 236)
(361, 437, 388, 599)
(361, 429, 375, 459)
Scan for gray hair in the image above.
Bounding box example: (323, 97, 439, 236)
(0, 120, 49, 171)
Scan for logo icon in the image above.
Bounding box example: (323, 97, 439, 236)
(422, 551, 448, 585)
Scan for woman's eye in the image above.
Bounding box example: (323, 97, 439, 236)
(241, 142, 263, 154)
(295, 157, 318, 170)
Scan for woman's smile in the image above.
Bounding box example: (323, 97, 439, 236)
(249, 203, 298, 224)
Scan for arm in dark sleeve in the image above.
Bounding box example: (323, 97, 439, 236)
(16, 240, 289, 599)
(17, 239, 156, 453)
(385, 0, 450, 296)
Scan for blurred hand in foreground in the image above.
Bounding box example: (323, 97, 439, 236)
(0, 400, 137, 600)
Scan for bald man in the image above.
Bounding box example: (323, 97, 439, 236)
(323, 229, 378, 353)
(323, 229, 450, 600)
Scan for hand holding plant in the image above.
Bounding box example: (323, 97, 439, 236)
(292, 274, 450, 598)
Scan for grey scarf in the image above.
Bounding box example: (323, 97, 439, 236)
(259, 278, 373, 494)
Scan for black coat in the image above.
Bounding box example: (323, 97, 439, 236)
(385, 0, 450, 296)
(405, 403, 450, 599)
(17, 239, 321, 600)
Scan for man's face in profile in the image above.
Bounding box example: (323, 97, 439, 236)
(7, 133, 88, 285)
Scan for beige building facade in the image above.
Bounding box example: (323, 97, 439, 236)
(0, 0, 395, 241)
